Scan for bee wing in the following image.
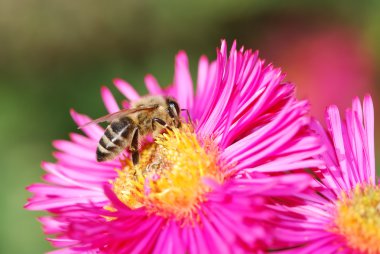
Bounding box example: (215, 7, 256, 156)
(78, 106, 157, 129)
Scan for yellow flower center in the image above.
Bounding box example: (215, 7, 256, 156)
(112, 124, 225, 224)
(334, 184, 380, 254)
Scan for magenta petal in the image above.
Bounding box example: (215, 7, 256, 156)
(363, 95, 375, 181)
(101, 86, 120, 113)
(70, 109, 104, 140)
(145, 74, 163, 95)
(173, 51, 194, 110)
(38, 217, 67, 235)
(113, 78, 140, 101)
(68, 133, 96, 149)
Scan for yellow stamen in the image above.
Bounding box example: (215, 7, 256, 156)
(333, 184, 380, 254)
(112, 124, 225, 224)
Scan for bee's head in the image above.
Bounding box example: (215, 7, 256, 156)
(165, 97, 181, 128)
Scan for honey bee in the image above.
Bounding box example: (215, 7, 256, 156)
(79, 96, 182, 164)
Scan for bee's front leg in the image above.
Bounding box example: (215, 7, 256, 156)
(152, 118, 173, 132)
(130, 127, 139, 165)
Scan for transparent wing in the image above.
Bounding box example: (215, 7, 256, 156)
(78, 106, 157, 129)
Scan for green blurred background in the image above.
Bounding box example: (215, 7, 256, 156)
(1, 1, 379, 253)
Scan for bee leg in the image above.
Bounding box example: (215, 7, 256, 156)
(130, 127, 139, 165)
(152, 118, 173, 131)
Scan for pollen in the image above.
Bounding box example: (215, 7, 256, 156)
(333, 184, 380, 254)
(112, 124, 225, 224)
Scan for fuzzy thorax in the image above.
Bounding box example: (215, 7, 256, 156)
(112, 124, 224, 224)
(333, 184, 380, 254)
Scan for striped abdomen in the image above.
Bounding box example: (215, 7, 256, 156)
(96, 117, 136, 162)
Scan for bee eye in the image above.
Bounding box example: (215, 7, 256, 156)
(167, 105, 176, 118)
(167, 108, 174, 118)
(166, 99, 180, 119)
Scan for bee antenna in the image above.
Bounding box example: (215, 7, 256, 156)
(181, 108, 193, 127)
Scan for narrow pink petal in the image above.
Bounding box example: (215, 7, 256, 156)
(326, 105, 350, 191)
(170, 223, 185, 254)
(193, 56, 210, 119)
(220, 39, 227, 57)
(195, 55, 209, 99)
(195, 60, 219, 127)
(274, 230, 333, 250)
(153, 222, 172, 254)
(223, 91, 300, 158)
(247, 159, 324, 173)
(352, 96, 363, 124)
(144, 74, 163, 95)
(345, 109, 365, 185)
(364, 94, 375, 181)
(290, 235, 341, 254)
(27, 183, 101, 198)
(47, 248, 75, 254)
(173, 51, 194, 110)
(199, 47, 238, 136)
(310, 119, 347, 192)
(230, 117, 306, 168)
(70, 109, 104, 140)
(38, 217, 66, 234)
(53, 152, 119, 172)
(68, 133, 96, 149)
(47, 163, 111, 183)
(202, 207, 235, 249)
(101, 86, 120, 113)
(53, 140, 95, 161)
(26, 196, 106, 210)
(41, 162, 102, 191)
(113, 78, 140, 101)
(130, 218, 163, 254)
(192, 226, 211, 253)
(156, 222, 185, 254)
(47, 238, 80, 248)
(186, 227, 200, 254)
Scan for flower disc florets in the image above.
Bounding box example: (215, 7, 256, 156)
(333, 184, 380, 254)
(112, 124, 225, 224)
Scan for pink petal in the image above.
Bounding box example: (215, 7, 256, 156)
(363, 94, 375, 181)
(173, 51, 194, 110)
(113, 78, 140, 101)
(144, 74, 163, 95)
(101, 86, 120, 113)
(70, 109, 104, 140)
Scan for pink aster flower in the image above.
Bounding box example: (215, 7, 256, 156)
(25, 41, 322, 253)
(278, 95, 378, 254)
